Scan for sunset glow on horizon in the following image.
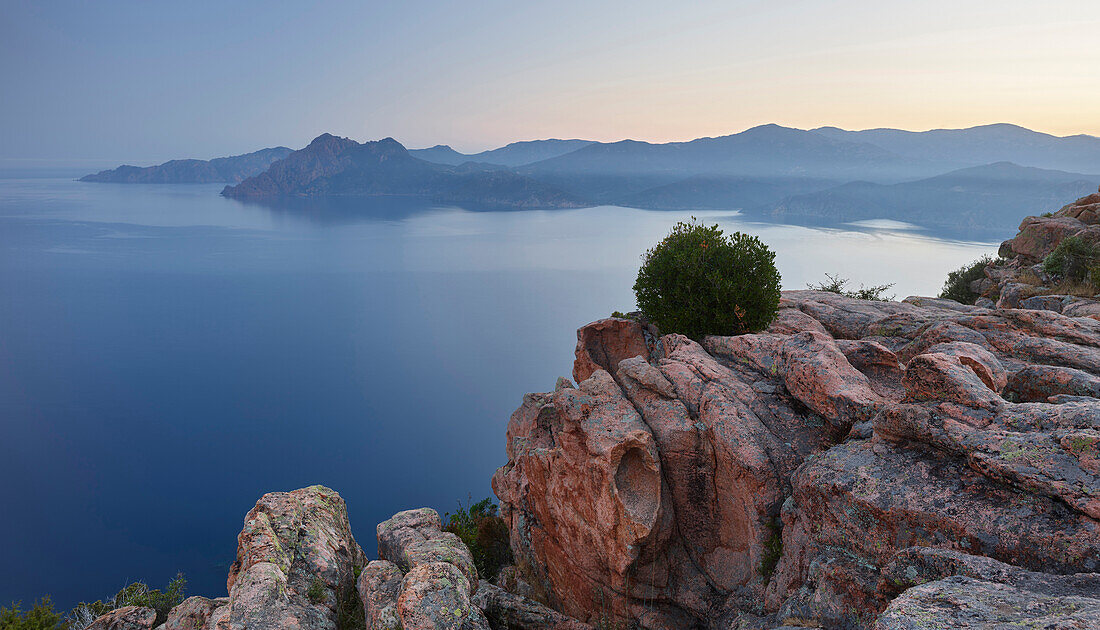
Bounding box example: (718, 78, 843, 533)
(2, 0, 1098, 160)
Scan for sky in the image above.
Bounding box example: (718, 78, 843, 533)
(1, 0, 1099, 163)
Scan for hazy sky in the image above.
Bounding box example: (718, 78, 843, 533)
(2, 0, 1098, 162)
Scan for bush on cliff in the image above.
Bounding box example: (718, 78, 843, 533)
(443, 498, 513, 582)
(1043, 236, 1100, 282)
(940, 256, 993, 304)
(0, 598, 66, 630)
(633, 220, 781, 338)
(68, 574, 186, 628)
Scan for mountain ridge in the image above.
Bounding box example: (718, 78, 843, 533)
(79, 146, 293, 184)
(222, 134, 584, 209)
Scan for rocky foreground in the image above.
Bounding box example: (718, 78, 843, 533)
(84, 286, 1100, 630)
(494, 289, 1100, 628)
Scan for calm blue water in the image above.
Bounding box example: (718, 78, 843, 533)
(0, 176, 998, 609)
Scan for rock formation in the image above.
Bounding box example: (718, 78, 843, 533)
(80, 487, 585, 630)
(493, 289, 1100, 628)
(984, 186, 1100, 317)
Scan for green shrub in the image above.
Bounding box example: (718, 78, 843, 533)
(306, 577, 325, 605)
(443, 498, 513, 582)
(1043, 236, 1100, 282)
(68, 574, 186, 628)
(807, 273, 894, 302)
(940, 256, 994, 305)
(1, 598, 66, 630)
(633, 220, 781, 338)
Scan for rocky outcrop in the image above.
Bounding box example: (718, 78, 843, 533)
(83, 489, 587, 630)
(216, 485, 367, 630)
(985, 187, 1100, 313)
(362, 507, 490, 630)
(161, 597, 228, 630)
(84, 607, 157, 630)
(493, 290, 1100, 628)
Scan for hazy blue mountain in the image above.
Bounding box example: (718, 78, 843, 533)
(223, 134, 583, 209)
(814, 124, 1100, 174)
(763, 162, 1100, 236)
(615, 175, 839, 210)
(80, 147, 293, 183)
(410, 139, 594, 167)
(519, 125, 941, 202)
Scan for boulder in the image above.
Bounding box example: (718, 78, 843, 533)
(472, 583, 592, 630)
(356, 560, 403, 630)
(84, 607, 156, 630)
(224, 485, 366, 630)
(874, 576, 1100, 629)
(161, 597, 227, 630)
(396, 562, 489, 630)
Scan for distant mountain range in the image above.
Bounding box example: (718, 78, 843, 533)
(761, 162, 1099, 236)
(221, 134, 583, 209)
(409, 139, 593, 167)
(814, 123, 1100, 175)
(83, 123, 1100, 234)
(80, 147, 292, 183)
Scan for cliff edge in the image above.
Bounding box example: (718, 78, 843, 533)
(493, 291, 1100, 628)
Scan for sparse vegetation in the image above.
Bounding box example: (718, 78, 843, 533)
(443, 497, 513, 582)
(758, 520, 784, 578)
(1043, 236, 1100, 282)
(335, 579, 365, 630)
(1, 598, 66, 630)
(633, 219, 781, 338)
(808, 273, 895, 301)
(940, 256, 995, 305)
(68, 573, 187, 628)
(307, 577, 325, 605)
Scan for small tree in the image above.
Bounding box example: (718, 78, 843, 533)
(0, 598, 66, 630)
(633, 220, 781, 338)
(808, 273, 894, 302)
(443, 498, 513, 582)
(1043, 236, 1100, 282)
(940, 256, 994, 305)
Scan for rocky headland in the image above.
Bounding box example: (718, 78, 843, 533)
(78, 193, 1100, 629)
(986, 186, 1100, 318)
(220, 134, 584, 210)
(80, 148, 293, 184)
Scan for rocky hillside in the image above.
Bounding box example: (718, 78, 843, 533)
(80, 147, 293, 184)
(494, 290, 1100, 628)
(978, 186, 1100, 316)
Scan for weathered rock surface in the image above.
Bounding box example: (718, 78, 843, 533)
(361, 507, 592, 630)
(84, 607, 156, 630)
(222, 485, 367, 630)
(366, 508, 490, 630)
(473, 583, 591, 630)
(493, 289, 1100, 629)
(161, 596, 228, 630)
(875, 576, 1100, 629)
